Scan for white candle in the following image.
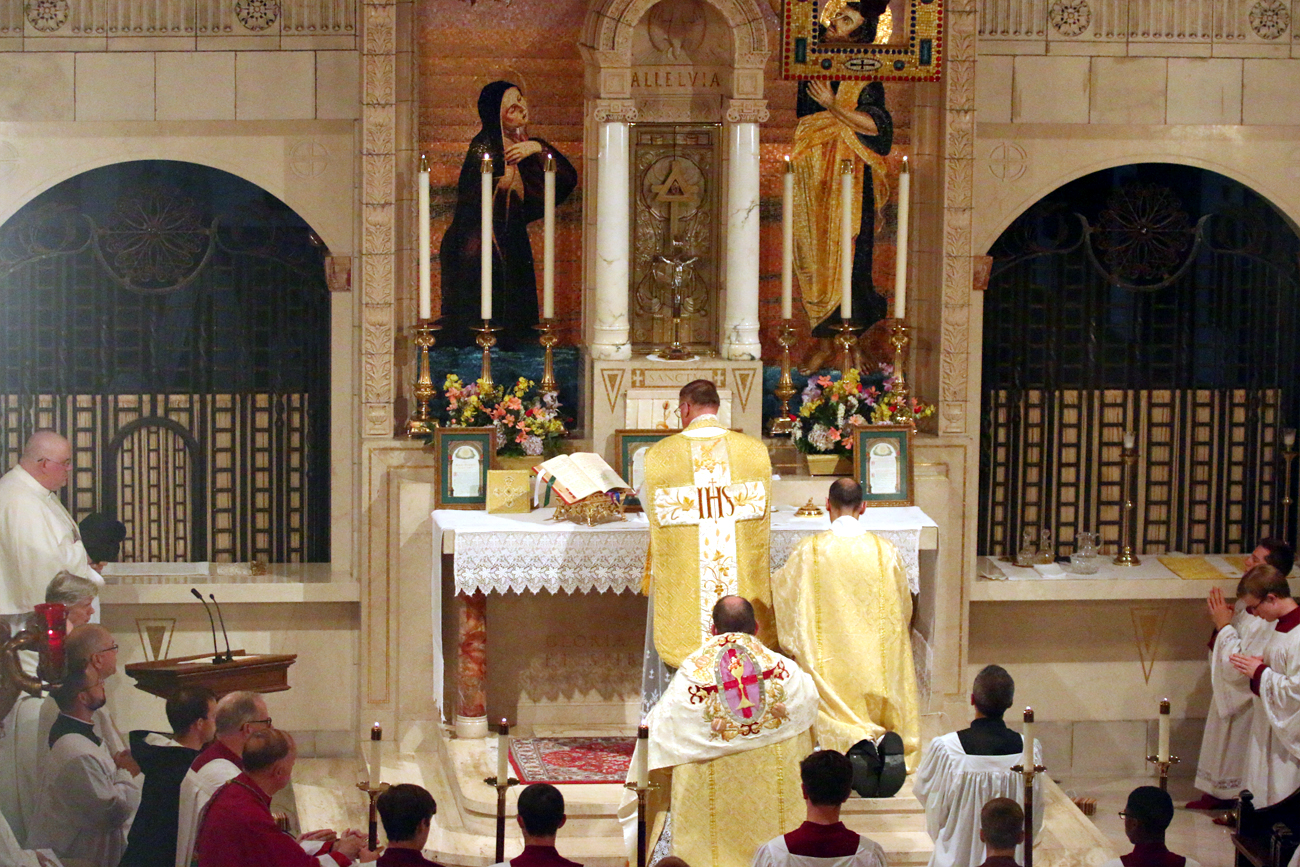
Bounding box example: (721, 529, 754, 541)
(368, 722, 382, 785)
(782, 156, 794, 320)
(418, 155, 431, 320)
(497, 718, 509, 783)
(893, 156, 910, 320)
(1021, 708, 1034, 771)
(839, 159, 854, 321)
(1287, 428, 1296, 449)
(543, 154, 556, 321)
(480, 153, 493, 321)
(1124, 431, 1136, 450)
(1157, 699, 1170, 763)
(635, 724, 649, 788)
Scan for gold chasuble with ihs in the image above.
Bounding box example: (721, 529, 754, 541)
(643, 416, 773, 668)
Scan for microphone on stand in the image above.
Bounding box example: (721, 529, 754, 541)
(192, 588, 226, 664)
(209, 593, 235, 663)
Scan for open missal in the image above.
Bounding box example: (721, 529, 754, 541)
(534, 453, 631, 505)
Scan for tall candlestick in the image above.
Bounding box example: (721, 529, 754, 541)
(368, 722, 382, 784)
(839, 159, 854, 321)
(543, 154, 556, 320)
(782, 156, 794, 320)
(1157, 699, 1170, 763)
(418, 155, 431, 320)
(497, 718, 509, 784)
(893, 156, 910, 320)
(480, 153, 493, 321)
(635, 724, 649, 788)
(1021, 707, 1034, 771)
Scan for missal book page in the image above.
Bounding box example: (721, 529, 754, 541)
(569, 452, 630, 492)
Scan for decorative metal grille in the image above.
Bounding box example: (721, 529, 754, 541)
(980, 166, 1300, 557)
(0, 161, 329, 562)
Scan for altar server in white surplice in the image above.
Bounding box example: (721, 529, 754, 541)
(1230, 565, 1300, 807)
(913, 666, 1043, 867)
(1194, 544, 1289, 810)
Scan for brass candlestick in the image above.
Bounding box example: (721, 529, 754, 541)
(624, 780, 662, 867)
(473, 321, 501, 389)
(406, 320, 440, 438)
(484, 772, 520, 863)
(1282, 435, 1297, 543)
(1145, 754, 1180, 791)
(1011, 708, 1044, 867)
(1114, 444, 1141, 566)
(888, 319, 914, 425)
(355, 781, 391, 850)
(832, 320, 859, 378)
(768, 320, 797, 436)
(535, 319, 559, 393)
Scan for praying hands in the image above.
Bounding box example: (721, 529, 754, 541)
(1230, 653, 1265, 679)
(1208, 587, 1234, 630)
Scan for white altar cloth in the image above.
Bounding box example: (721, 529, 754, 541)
(429, 506, 936, 715)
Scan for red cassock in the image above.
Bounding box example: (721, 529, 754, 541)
(195, 772, 350, 867)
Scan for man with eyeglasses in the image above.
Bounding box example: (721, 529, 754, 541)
(0, 430, 102, 640)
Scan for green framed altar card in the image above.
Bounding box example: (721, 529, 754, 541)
(781, 0, 944, 82)
(434, 427, 497, 510)
(852, 424, 914, 507)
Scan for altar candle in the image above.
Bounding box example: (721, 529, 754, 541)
(1287, 428, 1297, 449)
(636, 724, 649, 788)
(543, 154, 556, 320)
(1021, 707, 1034, 771)
(839, 159, 854, 321)
(1157, 699, 1170, 763)
(368, 722, 382, 785)
(893, 156, 910, 320)
(782, 156, 794, 320)
(418, 155, 431, 320)
(481, 153, 493, 321)
(497, 718, 510, 784)
(1124, 431, 1136, 450)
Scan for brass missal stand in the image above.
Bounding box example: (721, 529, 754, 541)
(769, 320, 797, 436)
(407, 319, 440, 438)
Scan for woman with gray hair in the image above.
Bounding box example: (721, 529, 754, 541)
(45, 571, 99, 629)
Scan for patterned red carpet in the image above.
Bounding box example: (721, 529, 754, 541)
(509, 736, 636, 784)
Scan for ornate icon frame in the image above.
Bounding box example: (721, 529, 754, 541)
(781, 0, 944, 82)
(434, 427, 498, 510)
(852, 423, 914, 507)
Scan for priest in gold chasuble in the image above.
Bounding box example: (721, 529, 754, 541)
(620, 596, 817, 867)
(772, 478, 921, 772)
(643, 380, 774, 669)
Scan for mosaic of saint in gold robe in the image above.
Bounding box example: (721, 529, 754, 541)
(643, 416, 773, 668)
(772, 516, 922, 770)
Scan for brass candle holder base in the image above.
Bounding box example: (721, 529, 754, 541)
(1145, 755, 1180, 791)
(1009, 764, 1046, 867)
(1114, 446, 1141, 566)
(535, 319, 559, 393)
(406, 319, 440, 438)
(832, 320, 860, 378)
(624, 781, 662, 867)
(356, 781, 391, 851)
(769, 320, 798, 436)
(473, 321, 502, 389)
(888, 319, 915, 426)
(485, 775, 520, 863)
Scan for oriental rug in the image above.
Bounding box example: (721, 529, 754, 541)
(509, 736, 635, 784)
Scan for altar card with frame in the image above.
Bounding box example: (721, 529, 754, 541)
(434, 427, 497, 510)
(852, 424, 914, 507)
(781, 0, 944, 82)
(614, 429, 674, 512)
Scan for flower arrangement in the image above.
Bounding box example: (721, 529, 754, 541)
(789, 366, 934, 456)
(440, 374, 567, 457)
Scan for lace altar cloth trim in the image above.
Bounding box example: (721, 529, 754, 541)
(443, 514, 922, 596)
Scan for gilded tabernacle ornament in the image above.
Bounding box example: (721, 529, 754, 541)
(781, 0, 944, 82)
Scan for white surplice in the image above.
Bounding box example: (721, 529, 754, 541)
(1242, 614, 1300, 806)
(0, 807, 61, 867)
(0, 465, 98, 616)
(1196, 600, 1272, 798)
(752, 834, 888, 867)
(174, 753, 240, 867)
(26, 722, 140, 867)
(912, 733, 1044, 867)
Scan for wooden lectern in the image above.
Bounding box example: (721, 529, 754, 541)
(125, 649, 297, 700)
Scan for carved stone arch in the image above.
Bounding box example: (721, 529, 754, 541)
(581, 0, 772, 99)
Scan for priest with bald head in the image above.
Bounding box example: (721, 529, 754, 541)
(0, 430, 101, 631)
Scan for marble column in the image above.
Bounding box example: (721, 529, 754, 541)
(723, 100, 769, 360)
(592, 101, 637, 361)
(454, 591, 488, 739)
